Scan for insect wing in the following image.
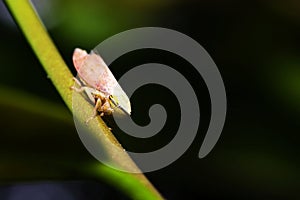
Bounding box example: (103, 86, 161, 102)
(87, 52, 118, 94)
(111, 83, 132, 115)
(73, 48, 131, 115)
(73, 48, 117, 94)
(73, 48, 88, 73)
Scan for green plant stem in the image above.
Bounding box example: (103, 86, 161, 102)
(5, 0, 163, 199)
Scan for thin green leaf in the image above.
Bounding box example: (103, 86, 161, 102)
(4, 0, 164, 199)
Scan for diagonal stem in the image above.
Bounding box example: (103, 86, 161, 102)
(5, 0, 164, 199)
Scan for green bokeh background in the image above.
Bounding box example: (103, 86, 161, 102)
(0, 0, 299, 199)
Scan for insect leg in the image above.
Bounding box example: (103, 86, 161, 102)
(73, 77, 82, 86)
(70, 77, 86, 92)
(85, 98, 102, 124)
(101, 99, 114, 115)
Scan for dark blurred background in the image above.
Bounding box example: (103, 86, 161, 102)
(0, 0, 299, 199)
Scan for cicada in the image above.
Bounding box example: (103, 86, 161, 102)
(71, 48, 131, 122)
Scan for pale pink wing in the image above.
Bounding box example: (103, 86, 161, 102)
(73, 48, 131, 115)
(73, 48, 88, 72)
(73, 48, 117, 94)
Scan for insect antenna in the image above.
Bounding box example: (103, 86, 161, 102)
(109, 95, 131, 116)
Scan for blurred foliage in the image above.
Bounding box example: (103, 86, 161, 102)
(50, 0, 175, 47)
(3, 0, 164, 199)
(265, 56, 300, 111)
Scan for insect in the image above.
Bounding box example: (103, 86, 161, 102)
(71, 48, 131, 123)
